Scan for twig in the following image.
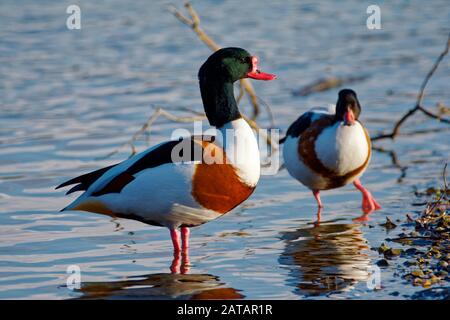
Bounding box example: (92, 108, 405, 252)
(425, 175, 447, 216)
(101, 1, 279, 159)
(443, 163, 448, 199)
(99, 107, 206, 159)
(254, 94, 276, 129)
(372, 33, 450, 141)
(101, 104, 278, 159)
(168, 1, 261, 120)
(236, 81, 245, 105)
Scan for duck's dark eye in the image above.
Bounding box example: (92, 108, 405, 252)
(240, 57, 247, 64)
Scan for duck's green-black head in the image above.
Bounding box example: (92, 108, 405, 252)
(198, 47, 276, 127)
(335, 89, 361, 126)
(198, 47, 276, 83)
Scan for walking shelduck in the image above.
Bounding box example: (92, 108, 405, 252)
(281, 89, 380, 223)
(56, 48, 276, 265)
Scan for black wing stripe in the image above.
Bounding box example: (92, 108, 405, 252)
(66, 184, 85, 195)
(91, 172, 135, 197)
(125, 140, 181, 175)
(125, 136, 212, 175)
(285, 112, 314, 138)
(55, 164, 118, 190)
(88, 142, 178, 196)
(86, 136, 212, 196)
(57, 136, 215, 196)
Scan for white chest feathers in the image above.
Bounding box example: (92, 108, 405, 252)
(217, 118, 260, 186)
(314, 122, 370, 175)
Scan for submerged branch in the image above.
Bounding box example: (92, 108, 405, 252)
(372, 146, 408, 183)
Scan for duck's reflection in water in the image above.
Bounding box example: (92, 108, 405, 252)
(280, 221, 371, 297)
(75, 254, 244, 300)
(76, 272, 244, 300)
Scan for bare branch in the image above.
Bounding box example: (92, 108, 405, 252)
(99, 107, 206, 159)
(184, 1, 200, 27)
(100, 2, 278, 159)
(372, 32, 450, 141)
(169, 1, 262, 120)
(416, 33, 450, 108)
(101, 103, 277, 159)
(417, 105, 450, 124)
(242, 80, 260, 119)
(167, 5, 193, 27)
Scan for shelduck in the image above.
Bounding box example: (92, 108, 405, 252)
(281, 89, 380, 222)
(57, 48, 276, 259)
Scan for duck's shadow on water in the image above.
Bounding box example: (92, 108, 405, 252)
(279, 218, 371, 297)
(72, 242, 244, 300)
(73, 271, 244, 300)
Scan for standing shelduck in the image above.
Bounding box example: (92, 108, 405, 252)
(56, 48, 276, 262)
(281, 89, 380, 222)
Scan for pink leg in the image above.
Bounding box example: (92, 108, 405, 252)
(313, 190, 323, 208)
(313, 207, 323, 227)
(170, 228, 181, 253)
(181, 226, 190, 250)
(313, 190, 323, 226)
(180, 227, 190, 274)
(170, 228, 191, 274)
(170, 251, 181, 274)
(353, 178, 381, 214)
(181, 250, 190, 274)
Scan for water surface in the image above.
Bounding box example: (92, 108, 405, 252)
(0, 0, 449, 299)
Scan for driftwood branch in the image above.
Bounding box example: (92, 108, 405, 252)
(168, 1, 261, 120)
(372, 33, 450, 141)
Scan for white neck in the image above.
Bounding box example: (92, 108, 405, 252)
(217, 118, 260, 186)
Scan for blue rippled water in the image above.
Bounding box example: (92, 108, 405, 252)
(0, 0, 449, 299)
